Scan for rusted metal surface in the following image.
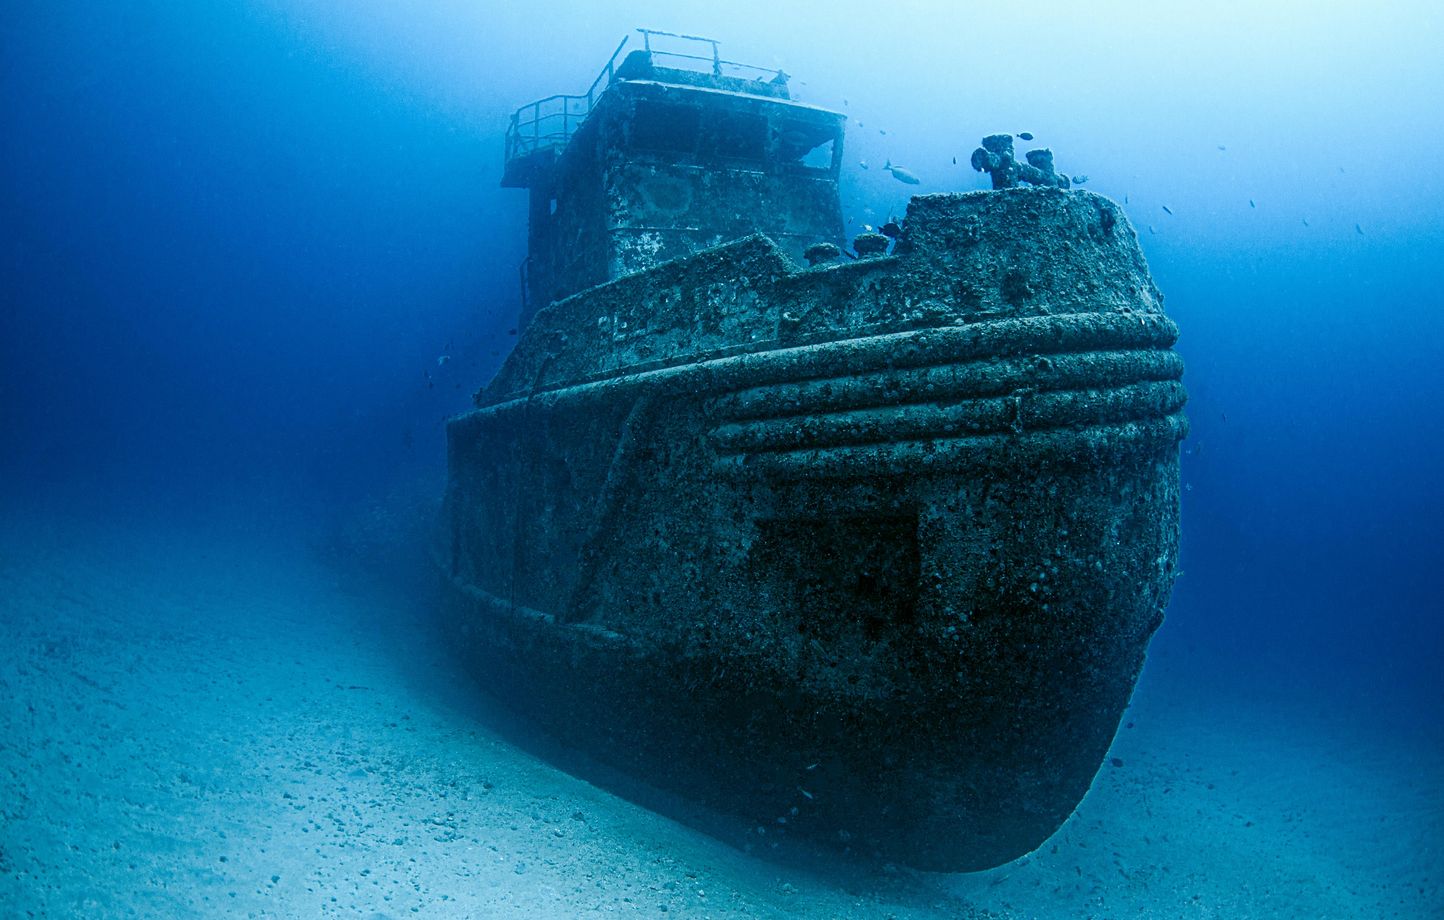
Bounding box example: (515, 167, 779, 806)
(445, 39, 1185, 870)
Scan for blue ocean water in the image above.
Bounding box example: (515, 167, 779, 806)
(3, 2, 1440, 916)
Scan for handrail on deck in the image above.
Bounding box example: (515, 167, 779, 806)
(504, 30, 789, 166)
(505, 34, 630, 166)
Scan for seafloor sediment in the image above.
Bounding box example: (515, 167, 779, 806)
(1, 508, 1438, 917)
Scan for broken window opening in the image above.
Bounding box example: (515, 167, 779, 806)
(629, 100, 701, 154)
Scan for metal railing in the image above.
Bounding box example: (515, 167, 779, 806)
(504, 30, 788, 165)
(505, 34, 630, 164)
(636, 28, 786, 83)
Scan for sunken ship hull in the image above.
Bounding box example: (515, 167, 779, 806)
(442, 188, 1186, 870)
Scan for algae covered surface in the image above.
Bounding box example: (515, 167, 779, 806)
(4, 1, 1442, 917)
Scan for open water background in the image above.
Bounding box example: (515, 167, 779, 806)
(3, 2, 1440, 916)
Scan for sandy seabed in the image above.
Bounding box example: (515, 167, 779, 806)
(1, 509, 1438, 919)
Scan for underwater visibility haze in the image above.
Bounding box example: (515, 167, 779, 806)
(2, 1, 1441, 916)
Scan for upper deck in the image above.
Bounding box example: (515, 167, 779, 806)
(503, 29, 804, 188)
(500, 30, 846, 327)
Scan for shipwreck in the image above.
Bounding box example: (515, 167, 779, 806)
(441, 30, 1186, 871)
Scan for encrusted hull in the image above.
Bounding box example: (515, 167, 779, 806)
(442, 189, 1186, 870)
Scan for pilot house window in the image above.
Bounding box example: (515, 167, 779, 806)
(629, 100, 700, 154)
(776, 119, 838, 173)
(705, 111, 767, 162)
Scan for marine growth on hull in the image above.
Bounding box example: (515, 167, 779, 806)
(443, 28, 1186, 871)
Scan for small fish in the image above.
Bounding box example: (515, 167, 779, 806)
(879, 128, 887, 135)
(508, 327, 518, 335)
(1217, 144, 1227, 151)
(1161, 205, 1174, 215)
(856, 121, 864, 128)
(1017, 132, 1034, 141)
(1124, 194, 1130, 204)
(437, 355, 451, 366)
(1301, 217, 1310, 227)
(858, 160, 868, 169)
(952, 156, 957, 165)
(1249, 199, 1256, 208)
(1356, 223, 1364, 235)
(880, 219, 903, 239)
(1148, 225, 1156, 234)
(1072, 174, 1089, 185)
(884, 160, 921, 184)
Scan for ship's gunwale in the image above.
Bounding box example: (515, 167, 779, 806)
(465, 310, 1181, 416)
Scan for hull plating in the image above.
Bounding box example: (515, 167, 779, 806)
(442, 189, 1186, 869)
